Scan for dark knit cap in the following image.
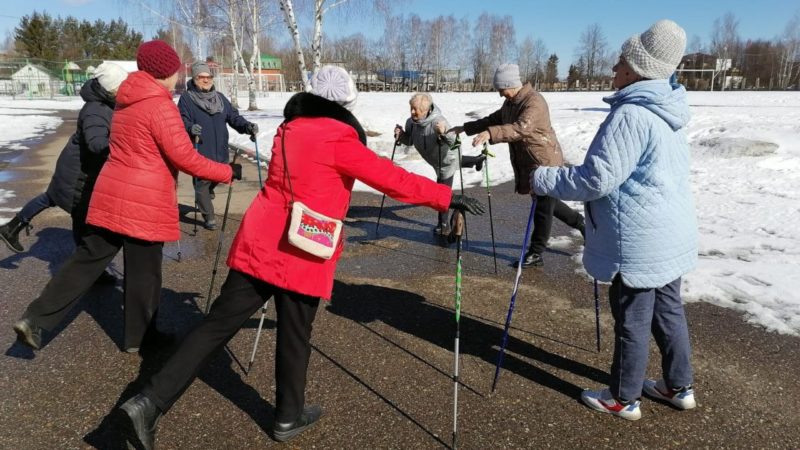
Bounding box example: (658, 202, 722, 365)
(136, 40, 182, 79)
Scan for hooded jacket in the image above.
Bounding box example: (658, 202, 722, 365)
(87, 71, 233, 242)
(177, 79, 250, 163)
(532, 80, 698, 288)
(463, 83, 564, 194)
(227, 93, 451, 299)
(398, 103, 458, 179)
(46, 78, 115, 215)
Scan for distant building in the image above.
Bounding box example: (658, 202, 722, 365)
(11, 63, 58, 96)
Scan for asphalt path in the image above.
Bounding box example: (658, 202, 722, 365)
(1, 112, 798, 449)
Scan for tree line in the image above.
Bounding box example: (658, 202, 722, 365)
(7, 5, 800, 96)
(12, 11, 143, 62)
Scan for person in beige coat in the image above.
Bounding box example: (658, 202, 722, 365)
(450, 63, 584, 268)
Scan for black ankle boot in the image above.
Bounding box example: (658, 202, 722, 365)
(1, 215, 30, 253)
(273, 405, 323, 442)
(513, 252, 544, 268)
(116, 393, 162, 450)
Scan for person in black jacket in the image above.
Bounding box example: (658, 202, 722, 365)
(1, 62, 128, 285)
(178, 61, 258, 230)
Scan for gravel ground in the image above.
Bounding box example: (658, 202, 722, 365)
(1, 112, 799, 449)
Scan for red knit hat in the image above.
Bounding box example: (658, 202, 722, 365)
(136, 40, 182, 79)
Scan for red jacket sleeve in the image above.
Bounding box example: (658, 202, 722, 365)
(333, 137, 451, 212)
(150, 100, 233, 184)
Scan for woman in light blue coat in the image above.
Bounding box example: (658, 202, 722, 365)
(532, 20, 698, 420)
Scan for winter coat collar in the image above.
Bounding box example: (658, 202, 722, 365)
(283, 92, 367, 144)
(115, 71, 171, 109)
(80, 78, 115, 108)
(603, 80, 691, 131)
(508, 83, 534, 105)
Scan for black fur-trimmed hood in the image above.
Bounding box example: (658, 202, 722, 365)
(283, 92, 367, 144)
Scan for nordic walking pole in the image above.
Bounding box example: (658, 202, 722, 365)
(450, 210, 465, 450)
(192, 136, 200, 237)
(594, 279, 601, 352)
(375, 136, 400, 235)
(246, 299, 270, 375)
(176, 239, 182, 262)
(453, 134, 469, 247)
(481, 142, 497, 273)
(205, 147, 240, 314)
(252, 133, 263, 186)
(492, 198, 536, 392)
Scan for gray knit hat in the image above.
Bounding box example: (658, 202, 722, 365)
(191, 61, 212, 78)
(493, 63, 522, 89)
(621, 19, 686, 80)
(310, 65, 358, 110)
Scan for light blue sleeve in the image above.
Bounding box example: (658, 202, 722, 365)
(532, 111, 647, 202)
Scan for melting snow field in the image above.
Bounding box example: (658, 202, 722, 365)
(2, 90, 799, 336)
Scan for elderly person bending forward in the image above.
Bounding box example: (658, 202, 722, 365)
(394, 93, 485, 237)
(451, 63, 584, 268)
(113, 66, 485, 448)
(532, 20, 698, 421)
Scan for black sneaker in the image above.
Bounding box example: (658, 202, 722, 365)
(513, 252, 544, 268)
(273, 405, 323, 442)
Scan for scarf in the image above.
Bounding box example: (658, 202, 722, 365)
(186, 79, 223, 115)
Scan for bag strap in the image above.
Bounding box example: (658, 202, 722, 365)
(280, 123, 296, 206)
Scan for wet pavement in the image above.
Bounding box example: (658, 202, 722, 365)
(1, 114, 799, 449)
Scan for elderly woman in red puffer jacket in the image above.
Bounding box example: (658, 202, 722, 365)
(114, 66, 485, 449)
(13, 40, 239, 355)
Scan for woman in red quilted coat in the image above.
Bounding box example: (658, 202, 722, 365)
(13, 41, 238, 354)
(115, 66, 485, 449)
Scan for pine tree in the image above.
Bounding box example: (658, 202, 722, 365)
(14, 11, 60, 60)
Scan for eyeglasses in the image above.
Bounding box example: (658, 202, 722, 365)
(196, 75, 213, 81)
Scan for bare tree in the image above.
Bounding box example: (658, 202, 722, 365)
(471, 12, 492, 91)
(710, 12, 741, 90)
(575, 23, 608, 89)
(517, 36, 535, 83)
(688, 35, 704, 54)
(777, 12, 800, 89)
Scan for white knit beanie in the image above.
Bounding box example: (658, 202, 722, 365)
(493, 63, 522, 89)
(310, 65, 358, 111)
(93, 62, 128, 93)
(621, 19, 686, 80)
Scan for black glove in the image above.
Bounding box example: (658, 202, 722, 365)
(461, 154, 487, 172)
(230, 163, 242, 181)
(449, 194, 485, 215)
(190, 124, 202, 137)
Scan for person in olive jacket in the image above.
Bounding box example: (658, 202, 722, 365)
(450, 63, 585, 268)
(178, 61, 258, 230)
(0, 62, 128, 282)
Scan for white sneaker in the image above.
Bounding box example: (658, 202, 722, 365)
(643, 379, 696, 410)
(580, 388, 642, 421)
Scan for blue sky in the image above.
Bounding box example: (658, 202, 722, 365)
(2, 0, 796, 75)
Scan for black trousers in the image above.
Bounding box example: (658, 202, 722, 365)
(529, 195, 584, 255)
(142, 269, 320, 423)
(22, 225, 164, 350)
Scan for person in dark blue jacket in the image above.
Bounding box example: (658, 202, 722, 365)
(1, 63, 127, 287)
(178, 61, 258, 230)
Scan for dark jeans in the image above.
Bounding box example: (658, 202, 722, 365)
(529, 195, 584, 255)
(19, 192, 55, 224)
(19, 192, 90, 247)
(608, 275, 694, 402)
(142, 269, 320, 423)
(193, 178, 218, 222)
(22, 226, 164, 350)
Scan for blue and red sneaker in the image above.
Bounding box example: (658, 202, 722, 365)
(643, 379, 696, 410)
(580, 388, 642, 421)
